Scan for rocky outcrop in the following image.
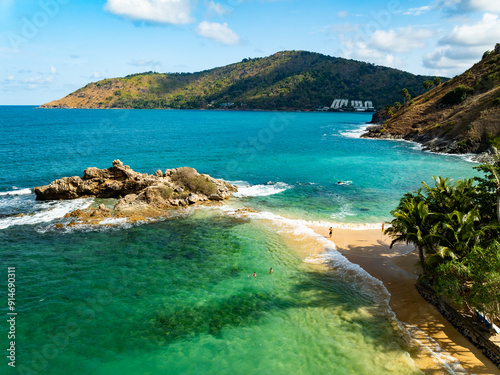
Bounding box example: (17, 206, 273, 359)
(370, 110, 391, 125)
(362, 44, 500, 160)
(35, 160, 237, 215)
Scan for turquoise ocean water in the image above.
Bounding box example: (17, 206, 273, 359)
(0, 106, 479, 374)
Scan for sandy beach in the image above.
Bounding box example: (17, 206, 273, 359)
(313, 226, 500, 374)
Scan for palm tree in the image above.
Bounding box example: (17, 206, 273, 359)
(385, 195, 434, 273)
(426, 208, 484, 265)
(422, 177, 476, 216)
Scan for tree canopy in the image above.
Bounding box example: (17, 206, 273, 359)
(385, 160, 500, 320)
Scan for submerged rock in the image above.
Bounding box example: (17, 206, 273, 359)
(34, 160, 238, 222)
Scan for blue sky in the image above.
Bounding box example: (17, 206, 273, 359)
(1, 0, 500, 104)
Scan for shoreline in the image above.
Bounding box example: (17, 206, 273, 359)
(314, 226, 500, 374)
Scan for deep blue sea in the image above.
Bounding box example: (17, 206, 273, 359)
(0, 106, 479, 374)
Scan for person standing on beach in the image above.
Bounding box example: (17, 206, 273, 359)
(329, 227, 333, 238)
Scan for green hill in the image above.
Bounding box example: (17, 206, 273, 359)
(364, 44, 500, 155)
(41, 50, 439, 111)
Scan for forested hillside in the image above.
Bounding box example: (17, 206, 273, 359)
(41, 51, 439, 111)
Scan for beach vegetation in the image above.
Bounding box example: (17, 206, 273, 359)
(386, 163, 500, 319)
(433, 77, 442, 87)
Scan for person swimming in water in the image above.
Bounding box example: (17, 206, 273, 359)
(269, 268, 273, 273)
(252, 272, 257, 277)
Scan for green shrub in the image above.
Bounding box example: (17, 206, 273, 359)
(171, 168, 218, 196)
(441, 85, 474, 105)
(488, 135, 500, 149)
(158, 186, 174, 199)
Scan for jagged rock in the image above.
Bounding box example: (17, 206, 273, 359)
(34, 161, 238, 218)
(370, 110, 390, 125)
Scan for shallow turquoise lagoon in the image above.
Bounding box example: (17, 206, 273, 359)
(0, 107, 478, 374)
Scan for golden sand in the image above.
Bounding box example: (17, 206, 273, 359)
(276, 221, 500, 374)
(322, 226, 500, 374)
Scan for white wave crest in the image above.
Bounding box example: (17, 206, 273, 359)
(0, 199, 92, 230)
(99, 217, 129, 225)
(340, 124, 371, 139)
(231, 181, 292, 197)
(0, 188, 32, 196)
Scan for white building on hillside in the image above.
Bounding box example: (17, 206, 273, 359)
(330, 99, 375, 111)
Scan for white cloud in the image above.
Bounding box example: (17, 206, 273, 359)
(439, 0, 500, 14)
(21, 74, 55, 88)
(337, 10, 348, 18)
(207, 1, 230, 15)
(423, 46, 479, 73)
(423, 13, 500, 75)
(469, 0, 500, 12)
(403, 6, 432, 16)
(443, 13, 500, 45)
(340, 37, 399, 68)
(195, 21, 240, 45)
(91, 72, 101, 79)
(50, 65, 56, 74)
(104, 0, 193, 25)
(370, 27, 433, 52)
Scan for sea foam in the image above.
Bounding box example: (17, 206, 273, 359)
(0, 188, 32, 196)
(231, 181, 292, 197)
(339, 124, 372, 138)
(0, 198, 92, 230)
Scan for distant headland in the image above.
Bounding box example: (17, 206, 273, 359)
(39, 50, 438, 112)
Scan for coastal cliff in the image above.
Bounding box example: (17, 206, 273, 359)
(34, 160, 237, 224)
(363, 44, 500, 159)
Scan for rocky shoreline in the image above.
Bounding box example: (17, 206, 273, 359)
(34, 160, 237, 225)
(361, 121, 497, 163)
